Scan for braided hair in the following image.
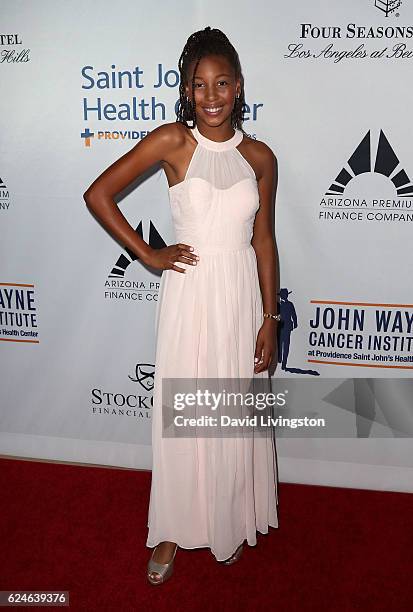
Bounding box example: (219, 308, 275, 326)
(176, 27, 245, 132)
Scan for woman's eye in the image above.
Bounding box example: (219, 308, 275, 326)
(193, 81, 228, 88)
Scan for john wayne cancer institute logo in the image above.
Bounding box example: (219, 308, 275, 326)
(320, 129, 413, 222)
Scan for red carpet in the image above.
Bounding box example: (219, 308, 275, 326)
(0, 457, 411, 611)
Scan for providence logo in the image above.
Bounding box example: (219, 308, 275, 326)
(80, 127, 94, 147)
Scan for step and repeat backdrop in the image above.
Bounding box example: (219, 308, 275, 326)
(1, 0, 412, 492)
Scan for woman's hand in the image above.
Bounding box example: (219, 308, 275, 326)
(254, 319, 278, 373)
(143, 243, 199, 273)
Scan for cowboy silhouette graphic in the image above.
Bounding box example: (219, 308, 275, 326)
(277, 288, 297, 370)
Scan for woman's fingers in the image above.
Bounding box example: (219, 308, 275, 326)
(170, 244, 199, 273)
(177, 243, 199, 264)
(170, 263, 186, 273)
(254, 346, 272, 372)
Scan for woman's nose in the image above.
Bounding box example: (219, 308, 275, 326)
(204, 87, 218, 102)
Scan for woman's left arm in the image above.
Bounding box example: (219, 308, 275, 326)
(251, 143, 279, 373)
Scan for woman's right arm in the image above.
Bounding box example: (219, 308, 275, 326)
(83, 123, 197, 272)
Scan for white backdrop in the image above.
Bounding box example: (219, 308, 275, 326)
(1, 0, 412, 492)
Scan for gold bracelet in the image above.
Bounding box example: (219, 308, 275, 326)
(263, 312, 281, 321)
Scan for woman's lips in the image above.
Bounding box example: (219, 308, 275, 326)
(203, 106, 224, 116)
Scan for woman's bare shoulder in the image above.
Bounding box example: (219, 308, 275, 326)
(241, 131, 277, 180)
(242, 131, 277, 162)
(147, 121, 193, 149)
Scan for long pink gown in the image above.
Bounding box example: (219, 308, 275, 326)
(146, 124, 278, 561)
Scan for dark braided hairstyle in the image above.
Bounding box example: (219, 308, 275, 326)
(176, 26, 245, 132)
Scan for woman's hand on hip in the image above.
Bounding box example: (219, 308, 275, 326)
(143, 243, 199, 273)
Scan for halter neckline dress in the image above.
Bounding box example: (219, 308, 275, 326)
(146, 122, 279, 561)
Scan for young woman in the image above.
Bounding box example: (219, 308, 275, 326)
(84, 26, 280, 585)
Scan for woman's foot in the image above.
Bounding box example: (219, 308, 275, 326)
(147, 541, 178, 585)
(221, 542, 244, 565)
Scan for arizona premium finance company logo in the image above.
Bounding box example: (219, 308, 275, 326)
(320, 129, 413, 223)
(104, 218, 166, 302)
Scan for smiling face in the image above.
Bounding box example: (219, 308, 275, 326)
(185, 54, 241, 130)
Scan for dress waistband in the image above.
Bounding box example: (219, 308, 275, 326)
(179, 242, 253, 253)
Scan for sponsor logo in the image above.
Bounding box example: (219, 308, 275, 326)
(0, 33, 30, 63)
(0, 176, 10, 211)
(80, 63, 263, 145)
(104, 219, 165, 302)
(285, 3, 411, 63)
(90, 362, 155, 419)
(320, 129, 413, 223)
(0, 282, 39, 343)
(128, 362, 155, 392)
(374, 0, 402, 18)
(307, 299, 413, 369)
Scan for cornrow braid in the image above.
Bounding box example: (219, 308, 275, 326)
(176, 26, 246, 132)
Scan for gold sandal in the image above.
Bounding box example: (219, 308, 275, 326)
(147, 543, 178, 585)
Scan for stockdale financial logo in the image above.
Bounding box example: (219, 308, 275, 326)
(320, 129, 413, 223)
(374, 0, 402, 17)
(128, 362, 155, 392)
(91, 362, 155, 419)
(104, 218, 166, 301)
